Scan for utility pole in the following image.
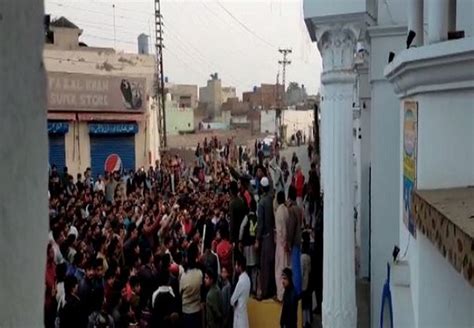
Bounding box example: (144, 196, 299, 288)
(275, 71, 280, 103)
(278, 48, 292, 104)
(278, 48, 291, 141)
(154, 0, 167, 148)
(112, 4, 116, 49)
(275, 72, 281, 136)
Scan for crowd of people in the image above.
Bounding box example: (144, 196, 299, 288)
(45, 135, 323, 328)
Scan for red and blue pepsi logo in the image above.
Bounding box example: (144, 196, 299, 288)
(104, 154, 122, 173)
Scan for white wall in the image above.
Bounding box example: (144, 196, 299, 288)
(166, 101, 194, 136)
(396, 89, 474, 328)
(416, 91, 474, 189)
(261, 110, 276, 134)
(406, 233, 474, 328)
(222, 110, 231, 127)
(368, 25, 406, 328)
(370, 81, 403, 327)
(0, 2, 48, 326)
(303, 0, 365, 18)
(231, 115, 248, 124)
(135, 120, 148, 169)
(282, 109, 313, 143)
(201, 122, 228, 130)
(376, 0, 408, 25)
(457, 0, 474, 38)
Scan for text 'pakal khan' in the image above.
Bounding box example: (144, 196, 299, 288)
(49, 78, 109, 92)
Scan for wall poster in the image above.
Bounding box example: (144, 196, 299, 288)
(403, 101, 418, 237)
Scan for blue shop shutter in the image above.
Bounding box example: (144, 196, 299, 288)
(48, 121, 69, 134)
(90, 135, 135, 178)
(49, 135, 66, 172)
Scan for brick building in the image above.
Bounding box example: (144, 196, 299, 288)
(242, 83, 285, 109)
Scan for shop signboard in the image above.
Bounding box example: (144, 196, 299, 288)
(48, 72, 146, 112)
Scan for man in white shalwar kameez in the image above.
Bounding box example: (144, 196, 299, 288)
(231, 256, 251, 328)
(269, 157, 285, 195)
(275, 190, 290, 301)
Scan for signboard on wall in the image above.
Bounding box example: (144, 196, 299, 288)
(403, 101, 418, 237)
(48, 72, 146, 112)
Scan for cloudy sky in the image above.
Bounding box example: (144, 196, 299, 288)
(45, 0, 322, 96)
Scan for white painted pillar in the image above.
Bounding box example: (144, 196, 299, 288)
(318, 27, 358, 328)
(0, 1, 48, 327)
(428, 0, 449, 43)
(408, 0, 424, 46)
(448, 0, 457, 32)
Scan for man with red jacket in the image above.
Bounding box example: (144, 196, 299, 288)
(293, 165, 305, 207)
(216, 225, 233, 277)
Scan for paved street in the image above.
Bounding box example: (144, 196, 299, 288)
(280, 144, 313, 179)
(284, 144, 312, 173)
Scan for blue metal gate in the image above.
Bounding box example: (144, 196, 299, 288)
(89, 123, 138, 178)
(49, 135, 66, 172)
(48, 121, 69, 172)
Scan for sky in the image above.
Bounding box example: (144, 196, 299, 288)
(44, 0, 322, 96)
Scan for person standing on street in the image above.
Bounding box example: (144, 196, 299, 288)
(307, 143, 314, 161)
(105, 172, 118, 203)
(231, 255, 251, 328)
(180, 244, 203, 328)
(308, 162, 320, 201)
(238, 145, 243, 166)
(269, 158, 285, 195)
(220, 267, 233, 328)
(84, 167, 93, 189)
(280, 268, 298, 328)
(280, 156, 290, 184)
(286, 186, 303, 297)
(204, 268, 223, 328)
(291, 153, 299, 175)
(301, 232, 312, 328)
(229, 180, 248, 247)
(274, 191, 290, 302)
(239, 199, 258, 295)
(151, 270, 179, 327)
(256, 177, 276, 300)
(293, 165, 305, 208)
(94, 175, 105, 193)
(59, 276, 82, 328)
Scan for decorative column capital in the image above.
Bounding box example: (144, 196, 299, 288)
(318, 26, 358, 73)
(305, 13, 371, 74)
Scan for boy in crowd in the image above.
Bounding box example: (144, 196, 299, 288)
(280, 268, 298, 328)
(204, 268, 223, 328)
